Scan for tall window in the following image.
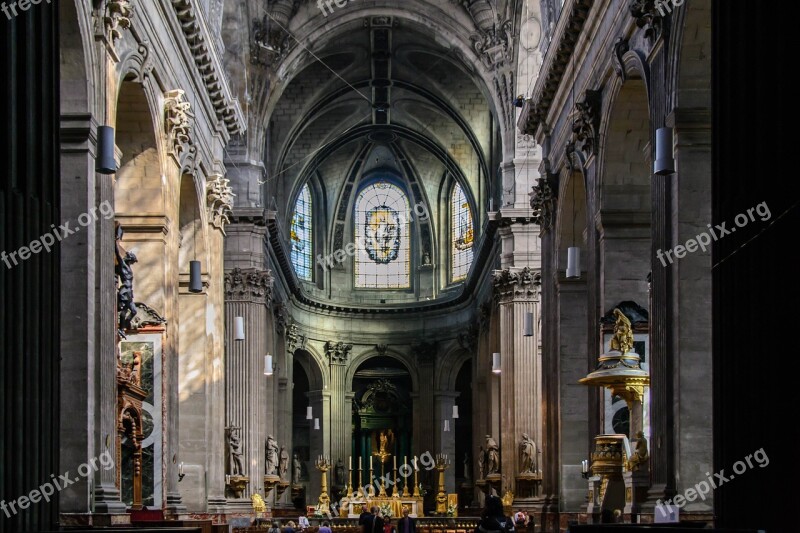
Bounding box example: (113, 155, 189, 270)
(290, 184, 312, 281)
(451, 183, 474, 281)
(355, 180, 411, 288)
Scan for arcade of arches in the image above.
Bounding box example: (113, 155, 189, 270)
(13, 0, 781, 531)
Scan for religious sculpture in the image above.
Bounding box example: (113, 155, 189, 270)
(485, 435, 500, 475)
(115, 222, 138, 337)
(519, 433, 537, 474)
(627, 431, 649, 471)
(227, 427, 244, 476)
(265, 435, 279, 476)
(251, 493, 266, 514)
(610, 308, 634, 355)
(293, 452, 302, 483)
(477, 446, 485, 479)
(335, 458, 345, 486)
(279, 446, 290, 481)
(463, 452, 471, 482)
(379, 431, 388, 454)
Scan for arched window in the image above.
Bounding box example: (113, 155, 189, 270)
(290, 184, 313, 281)
(451, 183, 474, 281)
(354, 180, 411, 289)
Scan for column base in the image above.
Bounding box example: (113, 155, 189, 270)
(207, 495, 228, 514)
(92, 483, 128, 514)
(60, 513, 131, 527)
(164, 491, 188, 515)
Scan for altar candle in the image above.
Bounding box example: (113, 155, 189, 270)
(394, 456, 397, 470)
(404, 455, 408, 470)
(349, 456, 352, 469)
(370, 456, 373, 469)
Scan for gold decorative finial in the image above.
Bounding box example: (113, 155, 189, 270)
(610, 308, 634, 355)
(251, 493, 265, 514)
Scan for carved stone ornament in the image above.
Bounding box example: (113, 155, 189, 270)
(529, 176, 556, 228)
(493, 267, 542, 303)
(629, 0, 668, 42)
(325, 341, 353, 365)
(104, 0, 133, 42)
(164, 89, 194, 155)
(458, 325, 478, 352)
(206, 174, 235, 235)
(572, 90, 602, 158)
(129, 302, 167, 330)
(375, 344, 389, 356)
(224, 268, 274, 303)
(613, 37, 630, 81)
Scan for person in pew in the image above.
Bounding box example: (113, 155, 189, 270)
(383, 517, 397, 533)
(319, 520, 333, 533)
(475, 495, 515, 533)
(269, 521, 282, 533)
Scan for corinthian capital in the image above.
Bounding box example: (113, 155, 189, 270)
(224, 268, 273, 303)
(493, 267, 542, 303)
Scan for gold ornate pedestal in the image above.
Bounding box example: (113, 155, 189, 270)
(515, 472, 542, 499)
(475, 473, 502, 496)
(227, 475, 250, 499)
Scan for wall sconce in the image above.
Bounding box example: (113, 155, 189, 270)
(452, 405, 459, 419)
(96, 125, 117, 174)
(264, 354, 274, 376)
(314, 418, 320, 430)
(523, 312, 534, 337)
(189, 260, 203, 293)
(178, 462, 186, 482)
(581, 459, 590, 479)
(566, 247, 581, 279)
(306, 406, 313, 420)
(444, 420, 450, 432)
(233, 316, 245, 341)
(492, 353, 501, 374)
(654, 127, 675, 175)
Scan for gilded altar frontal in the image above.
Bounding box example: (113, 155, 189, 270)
(3, 1, 793, 532)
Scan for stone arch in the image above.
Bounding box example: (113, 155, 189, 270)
(595, 75, 652, 312)
(294, 347, 328, 391)
(346, 348, 418, 394)
(59, 0, 93, 113)
(554, 169, 588, 276)
(436, 344, 472, 392)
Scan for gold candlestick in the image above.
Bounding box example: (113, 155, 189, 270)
(315, 455, 331, 508)
(402, 455, 411, 497)
(357, 459, 364, 499)
(413, 456, 421, 497)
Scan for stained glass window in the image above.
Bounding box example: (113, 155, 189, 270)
(451, 183, 474, 281)
(290, 184, 312, 281)
(355, 180, 411, 288)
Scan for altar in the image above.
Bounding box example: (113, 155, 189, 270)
(344, 497, 423, 518)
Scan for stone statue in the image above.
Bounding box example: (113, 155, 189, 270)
(477, 446, 485, 479)
(379, 431, 388, 453)
(463, 452, 471, 482)
(293, 452, 302, 483)
(265, 435, 279, 476)
(485, 435, 500, 475)
(627, 431, 649, 471)
(335, 458, 345, 486)
(115, 222, 138, 337)
(279, 446, 289, 481)
(610, 308, 634, 355)
(227, 427, 244, 476)
(519, 433, 537, 474)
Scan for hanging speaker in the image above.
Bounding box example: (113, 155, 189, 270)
(314, 418, 320, 430)
(233, 316, 245, 341)
(96, 125, 117, 174)
(492, 352, 501, 374)
(523, 312, 534, 337)
(654, 127, 675, 175)
(452, 405, 459, 419)
(567, 246, 581, 279)
(264, 354, 273, 376)
(444, 420, 450, 432)
(189, 260, 203, 293)
(306, 406, 313, 420)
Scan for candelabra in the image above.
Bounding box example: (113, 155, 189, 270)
(315, 455, 332, 508)
(375, 447, 391, 497)
(413, 456, 421, 498)
(435, 453, 451, 515)
(581, 459, 591, 479)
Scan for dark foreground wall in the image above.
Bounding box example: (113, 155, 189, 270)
(0, 2, 60, 532)
(713, 1, 798, 532)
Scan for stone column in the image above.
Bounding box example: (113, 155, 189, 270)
(307, 389, 332, 505)
(492, 267, 542, 499)
(224, 268, 273, 506)
(326, 341, 352, 473)
(434, 391, 459, 493)
(411, 343, 437, 463)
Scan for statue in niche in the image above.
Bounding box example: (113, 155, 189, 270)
(519, 433, 537, 474)
(379, 431, 388, 454)
(477, 446, 485, 479)
(115, 222, 138, 338)
(335, 458, 345, 486)
(227, 427, 244, 476)
(293, 453, 302, 483)
(265, 435, 279, 476)
(627, 431, 649, 471)
(279, 446, 289, 481)
(485, 435, 500, 475)
(610, 308, 634, 355)
(463, 452, 471, 482)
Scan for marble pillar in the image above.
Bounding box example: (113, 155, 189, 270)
(326, 342, 351, 475)
(434, 391, 459, 493)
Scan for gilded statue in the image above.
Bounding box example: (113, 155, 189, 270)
(610, 308, 634, 355)
(251, 493, 266, 513)
(627, 431, 649, 471)
(379, 431, 388, 453)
